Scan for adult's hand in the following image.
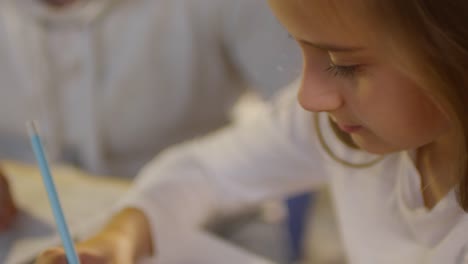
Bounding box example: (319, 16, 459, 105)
(0, 168, 17, 232)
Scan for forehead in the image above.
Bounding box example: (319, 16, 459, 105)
(268, 0, 376, 48)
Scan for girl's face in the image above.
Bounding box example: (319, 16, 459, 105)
(268, 0, 451, 154)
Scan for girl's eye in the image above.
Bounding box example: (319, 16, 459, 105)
(325, 63, 359, 78)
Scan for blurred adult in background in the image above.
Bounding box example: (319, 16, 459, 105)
(0, 0, 300, 177)
(0, 0, 302, 260)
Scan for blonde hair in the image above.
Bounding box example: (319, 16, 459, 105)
(322, 0, 468, 211)
(371, 1, 468, 211)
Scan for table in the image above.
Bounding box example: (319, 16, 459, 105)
(0, 161, 274, 264)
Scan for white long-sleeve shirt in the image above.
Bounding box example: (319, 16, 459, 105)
(0, 0, 301, 176)
(122, 85, 468, 264)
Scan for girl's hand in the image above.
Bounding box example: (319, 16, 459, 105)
(0, 169, 17, 232)
(35, 230, 135, 264)
(35, 208, 153, 264)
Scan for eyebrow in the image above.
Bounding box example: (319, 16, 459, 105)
(298, 39, 365, 52)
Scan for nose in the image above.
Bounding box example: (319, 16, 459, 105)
(297, 71, 344, 113)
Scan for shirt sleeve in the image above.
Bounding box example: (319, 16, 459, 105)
(117, 83, 329, 255)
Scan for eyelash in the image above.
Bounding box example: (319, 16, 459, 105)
(325, 63, 358, 78)
(288, 33, 361, 79)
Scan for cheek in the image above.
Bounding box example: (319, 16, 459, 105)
(403, 93, 449, 135)
(353, 74, 449, 148)
(391, 99, 448, 149)
(384, 75, 448, 133)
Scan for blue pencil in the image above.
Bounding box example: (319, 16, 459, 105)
(27, 121, 80, 264)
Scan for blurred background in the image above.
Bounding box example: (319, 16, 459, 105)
(0, 0, 346, 263)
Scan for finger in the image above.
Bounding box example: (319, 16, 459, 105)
(1, 176, 16, 207)
(1, 184, 17, 221)
(0, 219, 8, 232)
(39, 248, 113, 264)
(0, 206, 16, 232)
(6, 198, 17, 216)
(0, 173, 7, 185)
(77, 246, 131, 264)
(79, 252, 111, 264)
(35, 248, 68, 264)
(9, 204, 17, 217)
(0, 200, 18, 227)
(0, 173, 11, 193)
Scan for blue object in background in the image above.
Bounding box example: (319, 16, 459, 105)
(286, 192, 315, 263)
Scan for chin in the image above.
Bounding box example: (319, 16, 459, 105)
(351, 135, 400, 155)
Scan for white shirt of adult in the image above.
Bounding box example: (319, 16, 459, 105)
(120, 84, 468, 264)
(0, 0, 301, 176)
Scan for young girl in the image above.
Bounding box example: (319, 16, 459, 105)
(36, 0, 468, 263)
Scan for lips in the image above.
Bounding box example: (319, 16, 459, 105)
(329, 114, 363, 133)
(338, 124, 363, 133)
